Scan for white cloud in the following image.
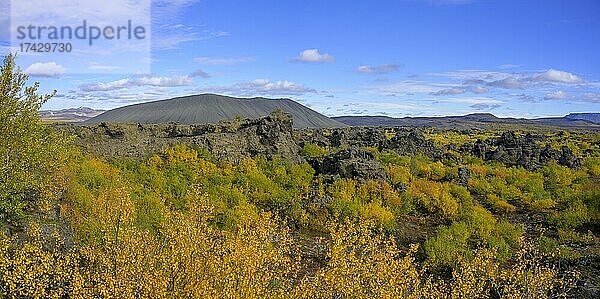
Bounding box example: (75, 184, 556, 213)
(150, 1, 230, 50)
(488, 77, 528, 89)
(54, 85, 188, 108)
(533, 69, 582, 84)
(87, 62, 121, 71)
(470, 103, 502, 110)
(544, 90, 569, 100)
(583, 93, 600, 103)
(153, 29, 229, 50)
(434, 70, 511, 82)
(11, 1, 153, 74)
(189, 69, 210, 78)
(152, 0, 200, 20)
(470, 86, 489, 94)
(79, 75, 192, 91)
(24, 62, 66, 77)
(430, 87, 465, 95)
(195, 56, 254, 65)
(292, 49, 335, 63)
(515, 93, 537, 103)
(371, 81, 454, 95)
(438, 97, 504, 105)
(337, 101, 422, 115)
(435, 69, 584, 89)
(11, 0, 151, 25)
(586, 82, 600, 88)
(136, 76, 191, 86)
(0, 1, 8, 42)
(357, 64, 400, 74)
(80, 78, 131, 91)
(250, 79, 313, 94)
(197, 79, 315, 96)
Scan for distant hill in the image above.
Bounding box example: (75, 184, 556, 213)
(47, 98, 599, 131)
(447, 113, 499, 122)
(83, 94, 346, 128)
(565, 113, 600, 124)
(333, 113, 600, 130)
(40, 107, 105, 123)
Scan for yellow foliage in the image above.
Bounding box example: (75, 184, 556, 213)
(407, 179, 460, 219)
(487, 194, 516, 213)
(0, 217, 576, 298)
(387, 164, 413, 185)
(294, 221, 426, 298)
(1, 202, 297, 298)
(469, 164, 488, 177)
(584, 157, 600, 176)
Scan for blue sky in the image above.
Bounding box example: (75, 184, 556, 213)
(2, 0, 600, 117)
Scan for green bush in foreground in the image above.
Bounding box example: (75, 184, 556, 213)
(0, 54, 71, 224)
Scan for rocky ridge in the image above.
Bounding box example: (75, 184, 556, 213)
(61, 110, 301, 163)
(464, 131, 581, 170)
(61, 112, 585, 182)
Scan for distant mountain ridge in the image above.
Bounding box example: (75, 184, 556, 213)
(447, 113, 499, 122)
(565, 113, 600, 124)
(83, 94, 346, 129)
(333, 113, 600, 130)
(43, 97, 600, 130)
(40, 107, 105, 123)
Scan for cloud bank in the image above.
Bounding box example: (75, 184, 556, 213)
(357, 64, 400, 74)
(292, 49, 335, 63)
(25, 62, 66, 78)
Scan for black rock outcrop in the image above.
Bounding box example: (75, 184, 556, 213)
(468, 131, 581, 170)
(386, 129, 444, 159)
(329, 127, 387, 149)
(312, 147, 390, 182)
(61, 110, 301, 162)
(457, 167, 470, 186)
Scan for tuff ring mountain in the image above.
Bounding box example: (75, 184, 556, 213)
(83, 93, 346, 129)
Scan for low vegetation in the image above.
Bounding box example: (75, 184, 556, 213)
(1, 54, 597, 298)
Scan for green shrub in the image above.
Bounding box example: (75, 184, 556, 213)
(537, 236, 559, 255)
(530, 198, 557, 211)
(406, 179, 459, 219)
(462, 205, 496, 239)
(327, 180, 398, 230)
(549, 200, 590, 229)
(387, 164, 412, 185)
(377, 150, 410, 166)
(0, 54, 71, 224)
(300, 143, 329, 158)
(583, 157, 600, 176)
(557, 229, 595, 245)
(487, 194, 516, 213)
(424, 222, 472, 270)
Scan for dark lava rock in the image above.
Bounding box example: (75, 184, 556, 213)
(468, 131, 582, 170)
(457, 166, 470, 186)
(301, 127, 449, 161)
(297, 129, 331, 148)
(329, 127, 387, 149)
(559, 146, 582, 168)
(387, 129, 444, 159)
(99, 122, 125, 139)
(472, 139, 487, 158)
(394, 182, 407, 192)
(314, 147, 390, 182)
(540, 144, 560, 164)
(61, 110, 301, 162)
